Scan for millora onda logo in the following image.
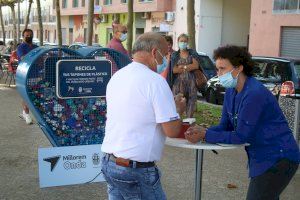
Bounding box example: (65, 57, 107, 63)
(43, 156, 61, 172)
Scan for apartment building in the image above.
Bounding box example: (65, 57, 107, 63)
(249, 0, 300, 58)
(95, 0, 176, 47)
(0, 0, 56, 44)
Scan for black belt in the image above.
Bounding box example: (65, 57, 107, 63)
(105, 153, 155, 168)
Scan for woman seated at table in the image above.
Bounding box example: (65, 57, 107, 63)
(185, 45, 300, 200)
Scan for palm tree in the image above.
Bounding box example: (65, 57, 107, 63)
(0, 6, 5, 44)
(9, 3, 17, 48)
(126, 0, 133, 56)
(55, 0, 62, 47)
(187, 0, 196, 49)
(24, 0, 33, 30)
(36, 0, 43, 46)
(87, 0, 94, 46)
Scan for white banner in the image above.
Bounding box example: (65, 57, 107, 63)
(38, 144, 105, 188)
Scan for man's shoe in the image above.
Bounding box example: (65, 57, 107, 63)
(22, 111, 33, 125)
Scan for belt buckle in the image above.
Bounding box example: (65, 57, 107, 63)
(115, 157, 131, 167)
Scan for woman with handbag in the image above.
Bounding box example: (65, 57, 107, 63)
(170, 34, 199, 118)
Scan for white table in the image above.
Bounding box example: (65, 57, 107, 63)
(165, 138, 247, 200)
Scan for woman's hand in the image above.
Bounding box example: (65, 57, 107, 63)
(173, 65, 185, 74)
(184, 125, 206, 143)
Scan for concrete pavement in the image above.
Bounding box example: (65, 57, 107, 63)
(0, 84, 299, 200)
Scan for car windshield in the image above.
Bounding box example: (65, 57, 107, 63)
(199, 56, 215, 70)
(294, 61, 300, 79)
(252, 59, 292, 83)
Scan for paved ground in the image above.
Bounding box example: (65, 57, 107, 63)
(0, 83, 299, 200)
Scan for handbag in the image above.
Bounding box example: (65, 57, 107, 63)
(194, 68, 207, 89)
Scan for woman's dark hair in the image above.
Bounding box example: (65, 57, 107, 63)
(22, 29, 33, 37)
(213, 45, 255, 76)
(164, 35, 173, 45)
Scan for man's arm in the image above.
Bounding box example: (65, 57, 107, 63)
(161, 119, 182, 138)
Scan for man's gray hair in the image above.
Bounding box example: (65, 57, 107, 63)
(132, 32, 164, 55)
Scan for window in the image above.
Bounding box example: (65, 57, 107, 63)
(95, 0, 100, 5)
(295, 62, 300, 79)
(62, 0, 67, 8)
(273, 0, 300, 13)
(82, 0, 85, 7)
(73, 0, 79, 8)
(121, 0, 128, 3)
(103, 0, 112, 5)
(138, 0, 153, 2)
(252, 60, 292, 83)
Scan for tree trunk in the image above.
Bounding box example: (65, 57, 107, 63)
(55, 0, 62, 47)
(187, 0, 196, 50)
(24, 0, 33, 30)
(17, 0, 20, 41)
(127, 0, 133, 56)
(10, 5, 17, 49)
(87, 0, 94, 46)
(0, 6, 5, 44)
(36, 0, 43, 46)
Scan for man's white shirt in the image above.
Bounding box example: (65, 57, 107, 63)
(101, 62, 179, 162)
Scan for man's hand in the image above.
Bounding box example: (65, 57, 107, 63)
(174, 93, 186, 116)
(184, 125, 206, 143)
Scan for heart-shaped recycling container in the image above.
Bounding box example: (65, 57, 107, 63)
(16, 47, 131, 146)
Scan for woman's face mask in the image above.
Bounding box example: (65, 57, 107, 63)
(178, 42, 188, 50)
(219, 69, 240, 88)
(155, 50, 168, 74)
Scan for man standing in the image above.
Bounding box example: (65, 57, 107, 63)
(101, 32, 186, 199)
(107, 24, 128, 56)
(17, 29, 38, 124)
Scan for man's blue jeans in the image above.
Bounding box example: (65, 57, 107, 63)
(101, 155, 166, 200)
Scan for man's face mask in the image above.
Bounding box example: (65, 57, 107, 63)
(25, 36, 33, 43)
(155, 50, 168, 74)
(120, 33, 127, 42)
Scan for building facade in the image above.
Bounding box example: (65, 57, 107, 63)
(0, 0, 56, 44)
(249, 0, 300, 58)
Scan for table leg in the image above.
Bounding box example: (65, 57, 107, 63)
(195, 149, 204, 200)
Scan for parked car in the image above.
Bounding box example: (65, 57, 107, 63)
(197, 51, 217, 80)
(196, 52, 217, 95)
(68, 43, 102, 50)
(205, 56, 300, 104)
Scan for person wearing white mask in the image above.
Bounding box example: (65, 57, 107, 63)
(107, 24, 129, 56)
(101, 32, 186, 199)
(170, 33, 200, 118)
(185, 45, 300, 200)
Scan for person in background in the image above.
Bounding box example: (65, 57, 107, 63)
(107, 24, 128, 56)
(160, 35, 174, 79)
(101, 32, 186, 199)
(17, 29, 38, 125)
(8, 43, 20, 74)
(0, 41, 5, 55)
(185, 45, 300, 200)
(4, 41, 14, 54)
(170, 33, 199, 118)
